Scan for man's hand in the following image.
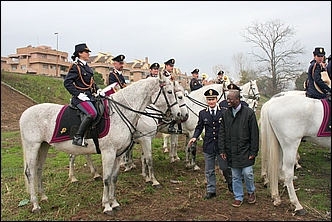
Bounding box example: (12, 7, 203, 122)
(188, 138, 197, 147)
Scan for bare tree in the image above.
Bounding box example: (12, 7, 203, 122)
(241, 19, 306, 96)
(232, 52, 257, 84)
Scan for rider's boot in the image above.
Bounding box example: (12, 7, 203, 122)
(72, 114, 93, 147)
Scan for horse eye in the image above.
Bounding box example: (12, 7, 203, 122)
(178, 96, 183, 99)
(168, 90, 173, 94)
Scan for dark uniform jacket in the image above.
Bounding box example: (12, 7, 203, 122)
(64, 60, 99, 106)
(109, 69, 126, 89)
(218, 104, 259, 168)
(306, 59, 331, 99)
(146, 73, 158, 78)
(193, 105, 226, 154)
(190, 77, 203, 91)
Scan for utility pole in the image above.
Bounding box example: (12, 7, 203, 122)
(54, 32, 59, 77)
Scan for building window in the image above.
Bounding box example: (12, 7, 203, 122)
(12, 65, 17, 70)
(41, 55, 46, 59)
(43, 64, 48, 69)
(21, 65, 26, 70)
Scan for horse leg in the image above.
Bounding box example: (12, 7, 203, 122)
(169, 134, 180, 162)
(281, 144, 305, 215)
(294, 152, 302, 170)
(37, 142, 50, 202)
(140, 139, 161, 188)
(122, 145, 136, 172)
(69, 154, 79, 183)
(23, 141, 42, 213)
(101, 150, 116, 215)
(109, 154, 123, 211)
(84, 154, 102, 180)
(163, 133, 170, 153)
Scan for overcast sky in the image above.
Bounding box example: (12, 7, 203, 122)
(1, 1, 331, 79)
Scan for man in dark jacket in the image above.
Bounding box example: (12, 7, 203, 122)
(218, 89, 259, 208)
(188, 89, 233, 200)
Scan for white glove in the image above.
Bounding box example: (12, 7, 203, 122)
(77, 93, 90, 101)
(97, 89, 105, 97)
(184, 90, 189, 96)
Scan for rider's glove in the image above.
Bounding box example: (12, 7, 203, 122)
(77, 93, 90, 101)
(96, 89, 105, 97)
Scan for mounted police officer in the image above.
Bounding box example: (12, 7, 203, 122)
(306, 47, 331, 99)
(216, 70, 225, 84)
(146, 62, 160, 78)
(108, 54, 127, 89)
(188, 89, 233, 199)
(189, 68, 203, 91)
(64, 43, 104, 147)
(163, 58, 175, 79)
(220, 83, 249, 108)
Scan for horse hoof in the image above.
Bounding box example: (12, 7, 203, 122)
(294, 209, 306, 216)
(94, 176, 102, 181)
(193, 165, 201, 171)
(104, 210, 115, 216)
(113, 206, 121, 211)
(153, 184, 162, 189)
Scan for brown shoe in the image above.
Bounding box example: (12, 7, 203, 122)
(232, 200, 242, 207)
(248, 192, 256, 204)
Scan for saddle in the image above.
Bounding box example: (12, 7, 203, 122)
(49, 98, 110, 153)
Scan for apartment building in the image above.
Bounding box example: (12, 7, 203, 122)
(1, 45, 192, 90)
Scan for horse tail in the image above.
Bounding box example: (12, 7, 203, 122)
(260, 99, 280, 201)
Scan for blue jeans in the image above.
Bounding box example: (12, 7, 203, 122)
(231, 166, 255, 201)
(203, 152, 228, 193)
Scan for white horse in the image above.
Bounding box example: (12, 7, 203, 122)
(269, 90, 306, 170)
(260, 94, 331, 215)
(20, 74, 181, 215)
(240, 80, 260, 112)
(68, 81, 188, 188)
(163, 80, 260, 169)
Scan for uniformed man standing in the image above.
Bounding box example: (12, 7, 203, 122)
(108, 54, 127, 89)
(188, 89, 233, 199)
(163, 58, 175, 79)
(189, 68, 203, 91)
(147, 62, 160, 78)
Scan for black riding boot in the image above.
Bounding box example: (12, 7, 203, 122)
(223, 167, 233, 193)
(72, 114, 93, 147)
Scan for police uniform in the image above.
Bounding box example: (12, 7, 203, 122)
(64, 43, 99, 106)
(146, 62, 160, 78)
(192, 89, 232, 198)
(217, 70, 225, 84)
(306, 47, 331, 99)
(64, 43, 99, 147)
(163, 58, 175, 78)
(219, 83, 249, 108)
(190, 68, 203, 91)
(109, 54, 127, 88)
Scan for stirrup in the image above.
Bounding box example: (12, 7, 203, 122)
(72, 136, 88, 147)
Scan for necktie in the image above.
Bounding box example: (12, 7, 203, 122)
(211, 109, 215, 116)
